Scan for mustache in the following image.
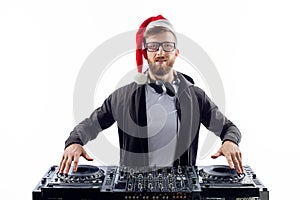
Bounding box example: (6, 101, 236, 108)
(154, 56, 168, 61)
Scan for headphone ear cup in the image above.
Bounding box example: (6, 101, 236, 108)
(149, 83, 163, 94)
(164, 82, 175, 97)
(142, 49, 148, 59)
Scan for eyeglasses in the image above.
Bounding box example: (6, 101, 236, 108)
(145, 42, 176, 52)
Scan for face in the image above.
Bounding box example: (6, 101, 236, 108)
(145, 31, 179, 77)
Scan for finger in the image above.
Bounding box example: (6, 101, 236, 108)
(64, 157, 73, 174)
(232, 152, 244, 174)
(211, 151, 222, 159)
(236, 152, 244, 174)
(232, 151, 242, 174)
(82, 150, 94, 161)
(232, 154, 241, 173)
(73, 154, 80, 172)
(225, 154, 235, 170)
(58, 156, 66, 174)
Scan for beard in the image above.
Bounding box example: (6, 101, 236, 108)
(147, 52, 177, 77)
(148, 63, 172, 77)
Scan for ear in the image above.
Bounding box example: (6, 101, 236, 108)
(142, 49, 148, 59)
(175, 49, 179, 57)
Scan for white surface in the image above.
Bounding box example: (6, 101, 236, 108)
(0, 0, 299, 199)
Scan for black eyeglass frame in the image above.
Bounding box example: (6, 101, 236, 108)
(144, 42, 176, 52)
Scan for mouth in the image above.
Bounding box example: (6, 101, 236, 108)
(155, 58, 167, 63)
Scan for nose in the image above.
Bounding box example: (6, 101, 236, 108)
(157, 45, 164, 55)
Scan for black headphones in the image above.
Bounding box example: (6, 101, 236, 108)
(147, 72, 180, 97)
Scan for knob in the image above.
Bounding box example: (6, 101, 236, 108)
(192, 177, 197, 184)
(138, 182, 143, 190)
(41, 178, 46, 184)
(128, 183, 133, 191)
(177, 167, 182, 174)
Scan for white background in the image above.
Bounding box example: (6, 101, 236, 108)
(0, 0, 299, 199)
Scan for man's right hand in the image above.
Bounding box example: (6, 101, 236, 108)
(58, 143, 93, 174)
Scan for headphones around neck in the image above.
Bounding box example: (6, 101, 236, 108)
(147, 72, 180, 97)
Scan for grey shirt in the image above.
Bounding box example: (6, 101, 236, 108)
(146, 84, 179, 166)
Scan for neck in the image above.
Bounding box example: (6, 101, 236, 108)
(148, 69, 175, 83)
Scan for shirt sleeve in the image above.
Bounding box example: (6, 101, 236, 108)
(195, 87, 241, 145)
(64, 94, 116, 148)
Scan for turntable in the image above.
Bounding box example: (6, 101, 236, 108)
(197, 165, 269, 199)
(56, 165, 105, 185)
(33, 165, 269, 200)
(32, 165, 109, 200)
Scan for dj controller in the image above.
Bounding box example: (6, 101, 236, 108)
(32, 165, 269, 200)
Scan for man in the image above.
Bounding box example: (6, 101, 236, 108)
(59, 15, 243, 174)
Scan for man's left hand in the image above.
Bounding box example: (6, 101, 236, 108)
(211, 140, 244, 174)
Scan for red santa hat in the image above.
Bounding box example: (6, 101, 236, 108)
(135, 15, 175, 84)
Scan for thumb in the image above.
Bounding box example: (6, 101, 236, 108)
(211, 151, 222, 159)
(82, 150, 94, 161)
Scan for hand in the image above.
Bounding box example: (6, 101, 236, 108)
(58, 143, 93, 174)
(211, 140, 244, 174)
